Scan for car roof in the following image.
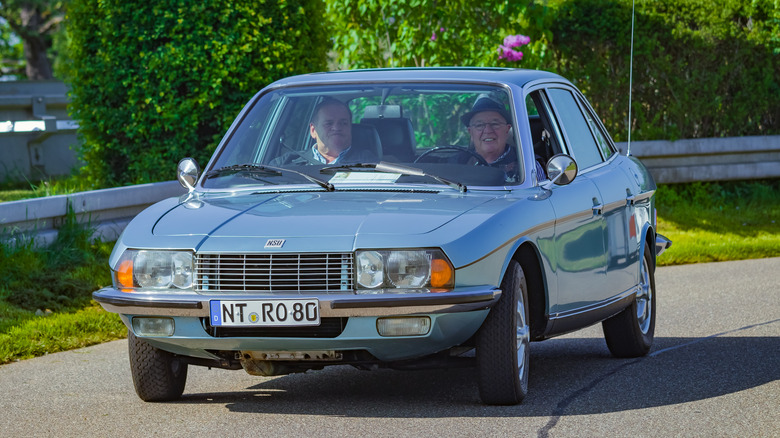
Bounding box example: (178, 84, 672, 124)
(265, 67, 569, 90)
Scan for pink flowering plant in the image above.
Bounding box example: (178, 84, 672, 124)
(498, 34, 531, 62)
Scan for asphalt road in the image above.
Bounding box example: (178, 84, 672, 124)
(1, 258, 778, 437)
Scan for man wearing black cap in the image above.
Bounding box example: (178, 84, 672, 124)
(461, 96, 545, 181)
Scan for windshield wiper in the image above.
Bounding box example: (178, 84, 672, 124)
(206, 163, 334, 191)
(205, 163, 282, 179)
(320, 163, 378, 174)
(268, 164, 334, 191)
(375, 161, 467, 193)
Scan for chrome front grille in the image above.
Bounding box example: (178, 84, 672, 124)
(195, 253, 354, 293)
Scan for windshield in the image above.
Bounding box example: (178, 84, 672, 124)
(204, 83, 527, 189)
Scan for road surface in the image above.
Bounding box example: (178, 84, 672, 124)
(1, 258, 778, 437)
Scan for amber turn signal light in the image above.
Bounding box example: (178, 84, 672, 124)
(116, 259, 134, 291)
(430, 258, 453, 288)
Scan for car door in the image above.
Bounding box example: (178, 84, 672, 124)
(576, 98, 639, 295)
(546, 87, 635, 305)
(528, 88, 608, 318)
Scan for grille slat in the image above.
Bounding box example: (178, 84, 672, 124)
(195, 253, 354, 294)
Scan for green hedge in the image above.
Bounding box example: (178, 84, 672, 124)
(66, 0, 328, 187)
(328, 0, 779, 142)
(544, 0, 779, 141)
(326, 1, 551, 68)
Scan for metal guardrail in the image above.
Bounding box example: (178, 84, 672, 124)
(0, 81, 81, 182)
(4, 135, 779, 246)
(0, 181, 186, 246)
(616, 135, 780, 184)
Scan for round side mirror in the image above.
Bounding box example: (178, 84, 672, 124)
(546, 154, 578, 186)
(177, 158, 200, 191)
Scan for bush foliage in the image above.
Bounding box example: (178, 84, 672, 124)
(328, 0, 779, 141)
(66, 0, 328, 187)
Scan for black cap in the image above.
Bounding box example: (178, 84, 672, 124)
(461, 96, 512, 127)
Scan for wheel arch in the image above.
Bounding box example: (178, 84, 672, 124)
(639, 223, 657, 272)
(509, 242, 548, 341)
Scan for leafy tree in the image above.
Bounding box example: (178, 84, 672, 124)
(0, 0, 65, 79)
(66, 0, 328, 187)
(0, 17, 24, 78)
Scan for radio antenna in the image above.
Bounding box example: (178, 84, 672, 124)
(626, 0, 636, 156)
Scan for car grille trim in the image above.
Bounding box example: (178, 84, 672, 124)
(195, 253, 354, 293)
(204, 317, 348, 338)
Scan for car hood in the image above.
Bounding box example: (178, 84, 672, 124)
(153, 190, 497, 239)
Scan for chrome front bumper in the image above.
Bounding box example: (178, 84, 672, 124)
(92, 286, 502, 318)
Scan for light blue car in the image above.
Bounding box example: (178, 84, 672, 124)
(93, 68, 671, 405)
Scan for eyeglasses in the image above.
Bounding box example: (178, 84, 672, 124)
(469, 122, 507, 132)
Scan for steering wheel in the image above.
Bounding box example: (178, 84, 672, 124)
(414, 146, 488, 166)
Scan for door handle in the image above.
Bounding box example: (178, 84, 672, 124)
(626, 188, 636, 206)
(592, 197, 603, 216)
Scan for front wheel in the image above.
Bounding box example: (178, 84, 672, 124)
(476, 259, 530, 405)
(602, 244, 656, 357)
(128, 331, 188, 401)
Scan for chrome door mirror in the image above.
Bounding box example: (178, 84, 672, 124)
(177, 158, 200, 191)
(546, 154, 578, 186)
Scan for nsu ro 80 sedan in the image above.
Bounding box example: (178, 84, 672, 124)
(93, 67, 671, 405)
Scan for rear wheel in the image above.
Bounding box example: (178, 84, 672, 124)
(602, 244, 656, 357)
(128, 331, 188, 401)
(476, 259, 530, 405)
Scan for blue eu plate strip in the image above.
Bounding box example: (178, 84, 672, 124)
(210, 300, 222, 326)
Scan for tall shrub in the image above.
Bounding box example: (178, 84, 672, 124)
(66, 0, 328, 187)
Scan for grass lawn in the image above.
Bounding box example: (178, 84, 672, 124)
(655, 180, 780, 266)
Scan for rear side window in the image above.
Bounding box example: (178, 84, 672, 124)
(582, 102, 614, 160)
(547, 88, 603, 169)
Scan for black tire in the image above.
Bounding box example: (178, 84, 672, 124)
(476, 259, 531, 405)
(602, 244, 656, 357)
(128, 331, 188, 401)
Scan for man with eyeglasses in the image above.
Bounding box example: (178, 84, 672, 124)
(461, 96, 545, 181)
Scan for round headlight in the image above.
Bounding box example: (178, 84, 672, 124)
(357, 251, 384, 288)
(134, 251, 174, 289)
(171, 252, 193, 288)
(387, 251, 430, 288)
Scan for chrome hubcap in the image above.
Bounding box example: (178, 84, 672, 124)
(636, 255, 652, 334)
(516, 298, 530, 383)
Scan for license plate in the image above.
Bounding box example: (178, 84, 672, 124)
(209, 299, 320, 327)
